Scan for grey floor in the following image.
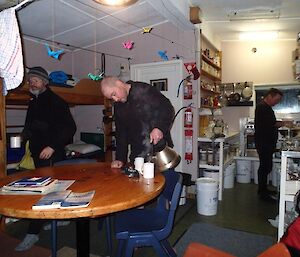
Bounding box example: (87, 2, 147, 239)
(5, 181, 278, 257)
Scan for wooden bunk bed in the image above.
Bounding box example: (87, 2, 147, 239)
(5, 78, 104, 105)
(0, 78, 112, 178)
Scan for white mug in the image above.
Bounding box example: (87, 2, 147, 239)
(134, 157, 144, 173)
(142, 162, 155, 179)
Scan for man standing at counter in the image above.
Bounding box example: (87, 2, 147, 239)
(255, 88, 283, 201)
(100, 76, 175, 168)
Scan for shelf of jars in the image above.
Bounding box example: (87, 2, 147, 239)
(202, 54, 221, 71)
(201, 69, 221, 82)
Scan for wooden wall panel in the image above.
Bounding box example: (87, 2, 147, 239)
(0, 80, 7, 177)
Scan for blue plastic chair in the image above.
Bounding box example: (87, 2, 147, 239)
(114, 170, 183, 257)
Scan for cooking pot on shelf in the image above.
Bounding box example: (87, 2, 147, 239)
(241, 82, 252, 100)
(228, 83, 241, 103)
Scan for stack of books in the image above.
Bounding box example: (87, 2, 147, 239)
(1, 176, 58, 194)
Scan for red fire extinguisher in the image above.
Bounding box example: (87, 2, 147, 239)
(184, 107, 193, 128)
(184, 81, 193, 99)
(185, 129, 193, 162)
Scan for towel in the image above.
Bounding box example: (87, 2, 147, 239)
(0, 7, 24, 95)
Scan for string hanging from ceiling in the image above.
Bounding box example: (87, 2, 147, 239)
(22, 33, 132, 61)
(74, 0, 196, 53)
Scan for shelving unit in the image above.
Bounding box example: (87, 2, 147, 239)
(198, 132, 239, 201)
(200, 34, 222, 83)
(199, 33, 222, 137)
(278, 151, 300, 240)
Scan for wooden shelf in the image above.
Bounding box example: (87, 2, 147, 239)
(226, 101, 253, 107)
(202, 54, 221, 70)
(200, 87, 220, 95)
(201, 70, 221, 82)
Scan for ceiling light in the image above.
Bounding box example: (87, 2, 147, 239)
(93, 0, 138, 7)
(228, 9, 280, 21)
(239, 31, 278, 41)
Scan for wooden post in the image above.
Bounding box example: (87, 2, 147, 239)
(0, 79, 7, 177)
(104, 97, 112, 162)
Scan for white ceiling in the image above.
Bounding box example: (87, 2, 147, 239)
(1, 0, 300, 51)
(190, 0, 300, 41)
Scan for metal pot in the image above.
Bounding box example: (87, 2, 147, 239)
(151, 145, 181, 171)
(10, 135, 21, 148)
(241, 84, 252, 100)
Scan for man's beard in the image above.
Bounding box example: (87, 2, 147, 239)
(29, 87, 46, 96)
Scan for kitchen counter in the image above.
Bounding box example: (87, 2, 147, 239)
(198, 131, 239, 143)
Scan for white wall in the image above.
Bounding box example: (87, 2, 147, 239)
(221, 39, 299, 131)
(222, 40, 296, 84)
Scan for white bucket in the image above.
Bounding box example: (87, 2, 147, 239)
(203, 170, 219, 182)
(272, 163, 280, 187)
(236, 159, 251, 183)
(253, 160, 271, 185)
(196, 177, 218, 216)
(224, 163, 235, 189)
(253, 160, 260, 184)
(179, 185, 186, 206)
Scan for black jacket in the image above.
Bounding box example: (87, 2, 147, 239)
(254, 100, 278, 150)
(23, 87, 76, 162)
(114, 81, 175, 163)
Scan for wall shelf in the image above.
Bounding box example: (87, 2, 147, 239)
(201, 69, 221, 82)
(226, 101, 253, 107)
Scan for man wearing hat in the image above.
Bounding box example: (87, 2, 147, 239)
(15, 66, 76, 251)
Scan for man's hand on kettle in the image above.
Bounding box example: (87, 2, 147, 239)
(150, 128, 163, 145)
(111, 160, 124, 168)
(39, 146, 55, 160)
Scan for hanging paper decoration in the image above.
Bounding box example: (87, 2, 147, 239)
(173, 55, 183, 60)
(158, 50, 169, 61)
(122, 40, 134, 50)
(88, 71, 104, 81)
(45, 43, 64, 60)
(184, 62, 200, 80)
(142, 27, 153, 34)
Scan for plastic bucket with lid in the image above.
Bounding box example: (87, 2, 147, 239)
(236, 159, 251, 183)
(224, 163, 235, 189)
(203, 170, 219, 182)
(196, 177, 218, 216)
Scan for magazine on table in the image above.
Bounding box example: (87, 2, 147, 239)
(32, 190, 95, 210)
(32, 190, 72, 210)
(9, 176, 52, 186)
(1, 179, 58, 194)
(0, 180, 75, 195)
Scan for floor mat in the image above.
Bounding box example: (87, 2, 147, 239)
(174, 222, 274, 257)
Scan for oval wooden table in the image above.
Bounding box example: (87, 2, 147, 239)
(0, 162, 165, 257)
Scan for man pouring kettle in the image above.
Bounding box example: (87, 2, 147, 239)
(100, 76, 176, 169)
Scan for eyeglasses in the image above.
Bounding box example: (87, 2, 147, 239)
(27, 77, 43, 85)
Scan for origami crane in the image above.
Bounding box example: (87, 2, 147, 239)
(158, 50, 169, 61)
(88, 71, 104, 81)
(142, 27, 153, 34)
(122, 40, 134, 50)
(45, 43, 64, 60)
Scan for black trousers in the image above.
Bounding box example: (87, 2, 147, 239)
(28, 154, 65, 234)
(256, 146, 274, 194)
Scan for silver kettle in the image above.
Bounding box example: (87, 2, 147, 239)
(150, 140, 181, 171)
